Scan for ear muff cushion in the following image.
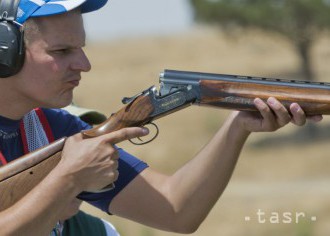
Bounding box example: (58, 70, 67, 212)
(0, 21, 25, 78)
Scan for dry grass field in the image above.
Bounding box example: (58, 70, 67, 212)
(76, 27, 330, 236)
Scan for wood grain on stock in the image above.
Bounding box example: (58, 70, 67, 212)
(0, 138, 65, 211)
(200, 80, 330, 115)
(82, 95, 155, 138)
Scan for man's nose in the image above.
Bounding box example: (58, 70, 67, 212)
(71, 49, 92, 72)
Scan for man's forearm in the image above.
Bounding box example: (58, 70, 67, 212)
(0, 168, 80, 236)
(164, 111, 250, 231)
(111, 112, 250, 233)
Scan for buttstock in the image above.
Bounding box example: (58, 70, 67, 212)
(0, 138, 65, 211)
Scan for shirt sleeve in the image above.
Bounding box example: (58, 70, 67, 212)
(42, 108, 149, 213)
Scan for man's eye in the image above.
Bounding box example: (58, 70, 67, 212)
(54, 49, 70, 54)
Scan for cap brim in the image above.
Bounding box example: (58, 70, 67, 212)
(63, 104, 107, 125)
(18, 0, 108, 23)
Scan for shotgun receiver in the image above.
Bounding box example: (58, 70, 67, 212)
(1, 69, 330, 211)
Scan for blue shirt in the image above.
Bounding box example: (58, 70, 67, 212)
(0, 108, 148, 213)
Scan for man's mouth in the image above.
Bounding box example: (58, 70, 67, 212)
(67, 79, 80, 87)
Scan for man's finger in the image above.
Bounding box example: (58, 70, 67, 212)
(254, 98, 274, 122)
(267, 97, 291, 126)
(97, 127, 149, 144)
(290, 103, 306, 126)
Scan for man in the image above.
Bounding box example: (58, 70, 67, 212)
(0, 0, 322, 235)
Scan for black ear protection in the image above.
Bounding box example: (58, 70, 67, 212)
(0, 0, 24, 78)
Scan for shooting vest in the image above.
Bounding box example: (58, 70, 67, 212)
(0, 108, 54, 165)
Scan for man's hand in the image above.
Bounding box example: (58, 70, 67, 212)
(55, 127, 149, 192)
(236, 97, 323, 133)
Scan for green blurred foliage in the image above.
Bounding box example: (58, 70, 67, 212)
(190, 0, 330, 81)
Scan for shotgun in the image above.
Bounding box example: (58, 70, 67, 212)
(1, 69, 330, 211)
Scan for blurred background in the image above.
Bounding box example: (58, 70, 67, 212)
(76, 0, 330, 235)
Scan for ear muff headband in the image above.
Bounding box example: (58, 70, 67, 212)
(0, 0, 25, 78)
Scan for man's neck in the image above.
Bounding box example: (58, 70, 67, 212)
(0, 104, 32, 120)
(0, 91, 35, 120)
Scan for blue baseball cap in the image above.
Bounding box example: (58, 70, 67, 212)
(17, 0, 108, 24)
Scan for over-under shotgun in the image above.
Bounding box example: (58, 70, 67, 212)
(1, 69, 330, 211)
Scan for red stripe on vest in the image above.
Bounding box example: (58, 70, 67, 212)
(19, 120, 29, 155)
(0, 152, 7, 165)
(1, 108, 55, 164)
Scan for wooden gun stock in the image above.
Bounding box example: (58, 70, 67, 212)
(1, 68, 330, 211)
(0, 138, 65, 211)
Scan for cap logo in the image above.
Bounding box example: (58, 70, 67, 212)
(17, 0, 49, 23)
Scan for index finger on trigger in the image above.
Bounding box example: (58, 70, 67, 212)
(100, 127, 149, 145)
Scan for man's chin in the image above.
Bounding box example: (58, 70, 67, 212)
(42, 98, 73, 109)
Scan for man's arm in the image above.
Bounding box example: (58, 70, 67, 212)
(0, 128, 147, 235)
(109, 98, 322, 233)
(0, 166, 82, 235)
